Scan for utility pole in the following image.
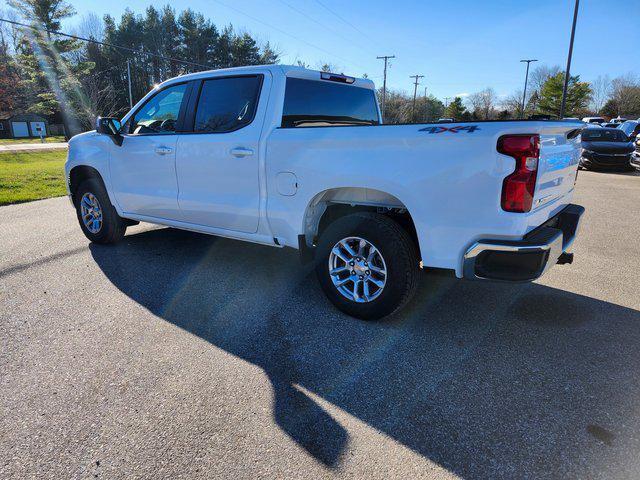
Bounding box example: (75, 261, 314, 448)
(444, 97, 451, 108)
(127, 59, 133, 109)
(410, 74, 424, 122)
(376, 55, 395, 120)
(560, 0, 579, 119)
(520, 59, 538, 119)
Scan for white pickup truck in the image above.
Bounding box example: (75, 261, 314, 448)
(65, 65, 585, 319)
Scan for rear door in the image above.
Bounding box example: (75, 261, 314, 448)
(175, 74, 268, 233)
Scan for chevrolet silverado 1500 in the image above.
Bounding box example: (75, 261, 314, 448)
(65, 65, 585, 319)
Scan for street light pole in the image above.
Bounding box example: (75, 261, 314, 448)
(520, 59, 538, 118)
(560, 0, 580, 118)
(376, 55, 395, 120)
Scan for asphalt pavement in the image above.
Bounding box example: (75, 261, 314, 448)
(1, 169, 640, 479)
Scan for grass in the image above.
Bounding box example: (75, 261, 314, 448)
(0, 135, 66, 145)
(0, 150, 67, 206)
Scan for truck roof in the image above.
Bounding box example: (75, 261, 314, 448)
(155, 64, 376, 91)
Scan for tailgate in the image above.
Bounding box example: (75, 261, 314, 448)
(532, 125, 581, 212)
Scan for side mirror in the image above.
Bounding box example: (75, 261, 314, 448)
(96, 117, 123, 146)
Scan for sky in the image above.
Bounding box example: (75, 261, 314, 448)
(4, 0, 639, 100)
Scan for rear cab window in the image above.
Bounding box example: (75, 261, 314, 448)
(193, 75, 262, 133)
(281, 77, 379, 128)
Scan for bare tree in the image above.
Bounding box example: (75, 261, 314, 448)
(466, 91, 483, 117)
(75, 12, 105, 41)
(75, 70, 120, 130)
(467, 88, 497, 120)
(590, 75, 611, 114)
(610, 73, 640, 117)
(0, 9, 21, 54)
(530, 64, 561, 95)
(502, 90, 525, 117)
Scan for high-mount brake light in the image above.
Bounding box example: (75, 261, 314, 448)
(320, 72, 355, 84)
(498, 134, 540, 213)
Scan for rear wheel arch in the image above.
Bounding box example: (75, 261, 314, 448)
(301, 187, 422, 261)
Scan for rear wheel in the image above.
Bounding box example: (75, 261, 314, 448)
(315, 212, 420, 320)
(74, 177, 126, 244)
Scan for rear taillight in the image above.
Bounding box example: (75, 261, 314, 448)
(498, 134, 540, 213)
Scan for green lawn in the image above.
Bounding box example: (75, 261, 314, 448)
(0, 135, 66, 145)
(0, 150, 67, 206)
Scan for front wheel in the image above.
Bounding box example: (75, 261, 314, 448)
(74, 177, 126, 244)
(315, 212, 420, 320)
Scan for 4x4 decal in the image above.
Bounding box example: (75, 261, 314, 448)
(419, 125, 480, 134)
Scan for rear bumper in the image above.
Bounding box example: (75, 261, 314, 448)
(463, 204, 584, 282)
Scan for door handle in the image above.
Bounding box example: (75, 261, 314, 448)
(155, 146, 173, 155)
(230, 147, 254, 158)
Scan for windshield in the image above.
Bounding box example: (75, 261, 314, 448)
(582, 129, 628, 142)
(620, 122, 638, 136)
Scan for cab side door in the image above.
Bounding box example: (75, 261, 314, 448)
(175, 74, 268, 233)
(109, 82, 192, 219)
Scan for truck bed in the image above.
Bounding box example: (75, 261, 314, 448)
(266, 120, 584, 276)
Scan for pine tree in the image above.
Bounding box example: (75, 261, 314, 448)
(445, 97, 467, 120)
(538, 72, 592, 117)
(8, 0, 91, 136)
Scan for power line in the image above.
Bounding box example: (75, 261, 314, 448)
(314, 0, 376, 45)
(276, 0, 374, 57)
(212, 0, 368, 72)
(0, 17, 213, 70)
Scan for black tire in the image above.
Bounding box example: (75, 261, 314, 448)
(314, 212, 420, 320)
(74, 177, 126, 244)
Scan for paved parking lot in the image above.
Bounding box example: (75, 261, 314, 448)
(1, 169, 639, 479)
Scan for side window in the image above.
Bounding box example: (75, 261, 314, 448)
(281, 77, 380, 128)
(194, 76, 262, 133)
(130, 83, 187, 135)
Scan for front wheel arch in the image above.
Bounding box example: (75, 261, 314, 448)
(69, 165, 105, 201)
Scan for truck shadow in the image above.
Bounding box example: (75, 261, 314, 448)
(90, 227, 640, 478)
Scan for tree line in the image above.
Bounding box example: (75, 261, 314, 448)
(0, 0, 638, 135)
(0, 0, 279, 136)
(383, 65, 640, 124)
